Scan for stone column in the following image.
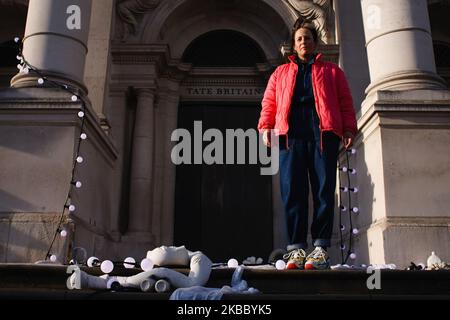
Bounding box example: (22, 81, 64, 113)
(153, 84, 180, 246)
(336, 0, 450, 268)
(105, 89, 128, 238)
(334, 0, 370, 112)
(83, 0, 114, 115)
(360, 0, 446, 95)
(127, 88, 155, 240)
(11, 0, 92, 95)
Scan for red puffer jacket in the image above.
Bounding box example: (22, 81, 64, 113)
(258, 53, 357, 140)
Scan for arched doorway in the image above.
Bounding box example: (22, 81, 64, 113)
(173, 30, 274, 263)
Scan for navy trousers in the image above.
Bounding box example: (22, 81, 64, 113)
(279, 132, 340, 250)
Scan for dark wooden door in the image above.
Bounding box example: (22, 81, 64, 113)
(174, 103, 273, 263)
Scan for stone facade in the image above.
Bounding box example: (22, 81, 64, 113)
(0, 0, 449, 267)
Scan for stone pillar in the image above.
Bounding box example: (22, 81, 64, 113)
(105, 89, 128, 237)
(83, 0, 114, 115)
(127, 88, 155, 240)
(11, 0, 92, 95)
(360, 0, 446, 95)
(152, 84, 180, 246)
(338, 0, 450, 268)
(334, 0, 370, 112)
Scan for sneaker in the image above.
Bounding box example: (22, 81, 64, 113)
(283, 248, 306, 270)
(305, 247, 330, 270)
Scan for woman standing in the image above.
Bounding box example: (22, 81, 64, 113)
(258, 18, 357, 270)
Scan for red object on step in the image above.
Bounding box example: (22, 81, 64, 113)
(305, 263, 314, 270)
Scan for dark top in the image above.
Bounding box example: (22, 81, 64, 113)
(287, 55, 320, 141)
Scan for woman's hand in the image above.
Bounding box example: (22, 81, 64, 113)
(343, 131, 354, 149)
(263, 129, 271, 147)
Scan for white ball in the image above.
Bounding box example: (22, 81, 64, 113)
(350, 253, 357, 260)
(342, 167, 348, 172)
(80, 133, 87, 140)
(78, 111, 84, 118)
(123, 257, 135, 269)
(68, 205, 75, 212)
(75, 181, 82, 188)
(227, 258, 239, 268)
(101, 260, 114, 274)
(352, 228, 359, 235)
(87, 256, 99, 267)
(60, 229, 67, 237)
(76, 156, 83, 163)
(38, 78, 44, 85)
(352, 207, 359, 213)
(14, 37, 20, 43)
(140, 258, 154, 271)
(71, 95, 78, 102)
(50, 255, 57, 262)
(275, 260, 286, 270)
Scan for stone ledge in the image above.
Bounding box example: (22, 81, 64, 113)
(0, 87, 118, 164)
(359, 89, 450, 121)
(1, 264, 450, 297)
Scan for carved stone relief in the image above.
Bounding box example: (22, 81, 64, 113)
(284, 0, 333, 44)
(117, 0, 160, 40)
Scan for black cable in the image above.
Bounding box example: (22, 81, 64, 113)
(338, 160, 345, 264)
(344, 150, 354, 264)
(338, 148, 358, 265)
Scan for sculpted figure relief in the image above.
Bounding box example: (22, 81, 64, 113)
(117, 0, 160, 39)
(284, 0, 331, 44)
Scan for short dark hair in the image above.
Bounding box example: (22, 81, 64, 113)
(290, 17, 319, 53)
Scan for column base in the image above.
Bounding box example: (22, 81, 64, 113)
(11, 70, 88, 97)
(334, 89, 450, 268)
(365, 70, 447, 97)
(117, 232, 156, 259)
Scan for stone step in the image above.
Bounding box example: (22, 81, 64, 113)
(1, 289, 449, 301)
(1, 263, 450, 298)
(209, 267, 450, 296)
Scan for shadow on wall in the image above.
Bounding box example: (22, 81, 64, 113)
(0, 189, 35, 212)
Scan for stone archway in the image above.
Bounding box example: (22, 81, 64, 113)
(136, 0, 292, 260)
(140, 0, 292, 62)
